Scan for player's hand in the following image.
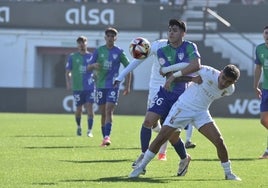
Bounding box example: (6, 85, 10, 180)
(255, 87, 262, 99)
(113, 80, 121, 88)
(92, 63, 100, 69)
(159, 67, 167, 77)
(87, 63, 99, 71)
(192, 75, 203, 84)
(164, 75, 175, 91)
(122, 87, 130, 96)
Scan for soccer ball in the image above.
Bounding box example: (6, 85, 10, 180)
(129, 37, 151, 59)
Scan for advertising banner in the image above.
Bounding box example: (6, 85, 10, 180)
(0, 2, 163, 31)
(0, 88, 260, 118)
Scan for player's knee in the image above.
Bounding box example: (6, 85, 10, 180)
(152, 122, 161, 132)
(260, 118, 268, 129)
(143, 119, 155, 128)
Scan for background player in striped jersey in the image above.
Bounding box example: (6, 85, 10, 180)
(88, 27, 132, 147)
(65, 36, 95, 137)
(254, 25, 268, 159)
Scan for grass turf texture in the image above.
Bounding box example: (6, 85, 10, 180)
(0, 113, 267, 188)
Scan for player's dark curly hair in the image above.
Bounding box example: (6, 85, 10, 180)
(169, 19, 186, 32)
(105, 27, 118, 36)
(223, 64, 240, 81)
(76, 36, 87, 42)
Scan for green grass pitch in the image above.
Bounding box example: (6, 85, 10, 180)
(0, 113, 267, 188)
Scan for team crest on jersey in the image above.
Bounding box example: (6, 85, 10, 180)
(158, 58, 165, 66)
(177, 53, 184, 60)
(113, 54, 118, 59)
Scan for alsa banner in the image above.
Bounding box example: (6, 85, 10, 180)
(0, 3, 142, 30)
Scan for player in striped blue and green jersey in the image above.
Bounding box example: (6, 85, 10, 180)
(88, 27, 132, 146)
(66, 36, 95, 137)
(254, 25, 268, 159)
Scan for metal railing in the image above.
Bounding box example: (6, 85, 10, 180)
(203, 6, 256, 75)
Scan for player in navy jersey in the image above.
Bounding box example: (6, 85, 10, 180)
(115, 38, 197, 164)
(65, 36, 95, 137)
(129, 19, 201, 176)
(87, 27, 132, 147)
(254, 25, 268, 159)
(129, 64, 241, 181)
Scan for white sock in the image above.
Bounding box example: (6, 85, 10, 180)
(221, 160, 232, 174)
(139, 150, 156, 169)
(152, 121, 161, 133)
(185, 125, 193, 142)
(159, 141, 168, 154)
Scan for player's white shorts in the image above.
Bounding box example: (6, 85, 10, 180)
(163, 99, 214, 130)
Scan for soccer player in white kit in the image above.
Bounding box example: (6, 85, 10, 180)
(129, 64, 242, 181)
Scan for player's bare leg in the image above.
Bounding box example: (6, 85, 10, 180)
(86, 103, 94, 137)
(152, 121, 168, 161)
(101, 102, 115, 146)
(75, 105, 83, 136)
(198, 122, 241, 181)
(132, 111, 161, 168)
(129, 126, 175, 178)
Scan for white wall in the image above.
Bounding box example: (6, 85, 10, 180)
(0, 29, 160, 90)
(1, 29, 261, 89)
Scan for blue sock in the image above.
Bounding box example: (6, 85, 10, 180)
(172, 138, 187, 159)
(75, 117, 81, 127)
(87, 118, 93, 130)
(140, 125, 152, 153)
(101, 126, 105, 138)
(104, 122, 112, 137)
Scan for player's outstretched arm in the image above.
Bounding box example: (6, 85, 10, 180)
(160, 62, 189, 74)
(115, 59, 143, 82)
(65, 70, 72, 90)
